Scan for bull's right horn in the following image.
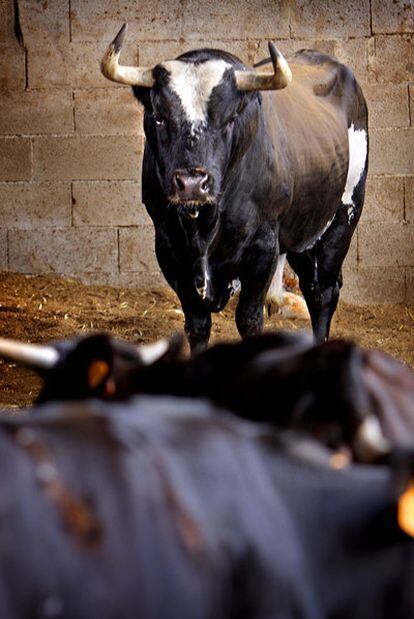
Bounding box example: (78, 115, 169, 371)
(235, 41, 292, 91)
(0, 337, 59, 369)
(354, 415, 391, 461)
(138, 339, 170, 365)
(101, 23, 155, 87)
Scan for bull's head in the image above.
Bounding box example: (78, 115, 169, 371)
(0, 333, 184, 403)
(101, 24, 291, 220)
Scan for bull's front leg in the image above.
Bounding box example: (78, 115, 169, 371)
(178, 216, 216, 304)
(177, 281, 212, 353)
(184, 308, 212, 353)
(236, 228, 278, 339)
(155, 234, 211, 352)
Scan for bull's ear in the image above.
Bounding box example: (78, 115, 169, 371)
(87, 359, 111, 390)
(69, 334, 116, 395)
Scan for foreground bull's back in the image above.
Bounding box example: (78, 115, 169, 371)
(0, 398, 412, 618)
(0, 400, 315, 619)
(102, 26, 368, 350)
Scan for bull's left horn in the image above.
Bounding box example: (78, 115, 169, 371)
(235, 41, 292, 91)
(0, 337, 59, 369)
(101, 23, 155, 87)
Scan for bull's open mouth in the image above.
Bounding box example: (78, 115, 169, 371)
(168, 198, 216, 220)
(186, 205, 199, 219)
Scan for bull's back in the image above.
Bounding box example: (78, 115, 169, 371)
(263, 50, 367, 251)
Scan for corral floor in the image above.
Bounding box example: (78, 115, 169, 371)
(0, 272, 413, 408)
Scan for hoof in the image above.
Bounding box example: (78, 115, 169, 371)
(266, 291, 310, 320)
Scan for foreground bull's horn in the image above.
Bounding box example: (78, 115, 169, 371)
(138, 339, 170, 365)
(100, 23, 155, 87)
(354, 415, 391, 461)
(0, 337, 59, 369)
(235, 41, 292, 91)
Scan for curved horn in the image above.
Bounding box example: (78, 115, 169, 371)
(0, 337, 59, 369)
(139, 339, 170, 365)
(235, 41, 292, 91)
(354, 415, 391, 461)
(101, 23, 154, 87)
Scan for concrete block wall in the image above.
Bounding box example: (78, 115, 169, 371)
(0, 0, 413, 303)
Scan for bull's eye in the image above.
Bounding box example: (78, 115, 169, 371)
(153, 113, 165, 126)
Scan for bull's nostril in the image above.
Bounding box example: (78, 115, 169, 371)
(174, 174, 185, 191)
(200, 175, 211, 193)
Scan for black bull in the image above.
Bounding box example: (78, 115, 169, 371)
(0, 398, 413, 619)
(101, 25, 368, 351)
(1, 330, 413, 463)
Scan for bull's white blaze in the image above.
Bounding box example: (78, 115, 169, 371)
(341, 123, 368, 222)
(161, 59, 232, 134)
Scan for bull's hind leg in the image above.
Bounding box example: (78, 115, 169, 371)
(288, 213, 350, 343)
(288, 124, 368, 342)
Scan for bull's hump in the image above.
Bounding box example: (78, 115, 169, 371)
(161, 59, 232, 129)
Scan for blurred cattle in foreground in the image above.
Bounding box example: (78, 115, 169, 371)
(0, 331, 413, 464)
(0, 397, 413, 619)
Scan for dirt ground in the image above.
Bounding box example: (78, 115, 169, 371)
(0, 271, 413, 408)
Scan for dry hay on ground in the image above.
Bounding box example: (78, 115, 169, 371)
(0, 272, 413, 408)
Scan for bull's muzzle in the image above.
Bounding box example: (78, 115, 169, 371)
(169, 169, 215, 219)
(172, 169, 213, 203)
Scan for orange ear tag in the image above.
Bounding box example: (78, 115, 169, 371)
(398, 483, 414, 538)
(88, 360, 110, 389)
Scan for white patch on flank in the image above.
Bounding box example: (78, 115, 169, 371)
(341, 123, 368, 222)
(161, 59, 232, 134)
